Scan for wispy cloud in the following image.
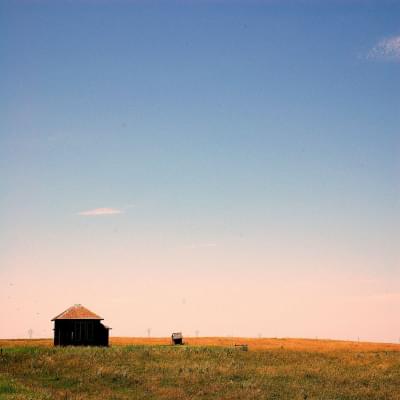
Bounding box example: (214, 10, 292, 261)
(78, 207, 122, 216)
(368, 35, 400, 61)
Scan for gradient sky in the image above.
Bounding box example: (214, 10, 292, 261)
(1, 0, 399, 342)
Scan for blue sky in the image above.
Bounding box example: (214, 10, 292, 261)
(1, 0, 399, 341)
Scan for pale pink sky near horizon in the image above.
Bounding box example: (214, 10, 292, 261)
(1, 230, 399, 342)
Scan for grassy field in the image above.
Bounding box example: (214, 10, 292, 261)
(0, 338, 399, 399)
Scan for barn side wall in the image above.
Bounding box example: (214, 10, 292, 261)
(54, 320, 109, 346)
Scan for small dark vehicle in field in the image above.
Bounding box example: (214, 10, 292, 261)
(171, 332, 183, 345)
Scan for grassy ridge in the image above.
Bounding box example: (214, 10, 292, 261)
(0, 340, 399, 399)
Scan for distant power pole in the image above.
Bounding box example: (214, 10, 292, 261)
(28, 328, 33, 339)
(147, 328, 151, 338)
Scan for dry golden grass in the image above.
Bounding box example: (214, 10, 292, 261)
(110, 336, 400, 352)
(1, 336, 399, 351)
(0, 339, 52, 348)
(1, 338, 399, 399)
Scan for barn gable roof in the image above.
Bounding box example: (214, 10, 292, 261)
(51, 304, 103, 321)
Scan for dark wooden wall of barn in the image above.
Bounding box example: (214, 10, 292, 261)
(54, 320, 109, 346)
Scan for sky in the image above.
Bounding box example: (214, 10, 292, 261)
(0, 0, 399, 342)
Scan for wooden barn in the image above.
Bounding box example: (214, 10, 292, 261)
(52, 304, 111, 346)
